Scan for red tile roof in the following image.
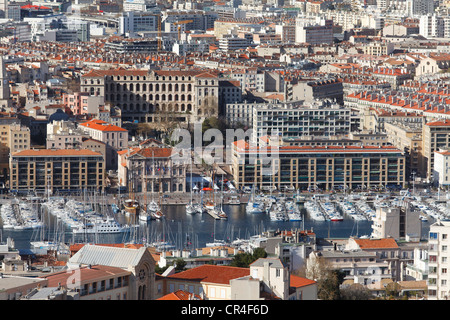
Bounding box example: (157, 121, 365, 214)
(354, 238, 399, 249)
(12, 149, 103, 157)
(290, 275, 316, 288)
(157, 290, 202, 300)
(167, 265, 250, 285)
(79, 119, 127, 132)
(40, 265, 131, 287)
(426, 119, 450, 127)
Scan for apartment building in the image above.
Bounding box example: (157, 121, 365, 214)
(119, 11, 158, 35)
(423, 120, 450, 182)
(0, 123, 30, 181)
(371, 205, 421, 240)
(434, 149, 450, 188)
(252, 101, 352, 141)
(384, 121, 424, 178)
(117, 146, 187, 193)
(37, 265, 132, 300)
(295, 18, 333, 45)
(80, 69, 220, 124)
(0, 56, 10, 110)
(46, 120, 87, 149)
(9, 149, 105, 193)
(231, 139, 406, 191)
(290, 78, 343, 103)
(162, 259, 317, 300)
(427, 220, 450, 300)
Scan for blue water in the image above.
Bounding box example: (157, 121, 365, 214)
(1, 204, 430, 250)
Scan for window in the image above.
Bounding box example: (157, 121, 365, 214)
(210, 287, 216, 297)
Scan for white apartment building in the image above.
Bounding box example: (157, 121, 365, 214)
(275, 23, 296, 43)
(218, 34, 251, 51)
(252, 100, 351, 142)
(407, 0, 435, 16)
(295, 17, 333, 45)
(119, 11, 158, 35)
(419, 14, 445, 38)
(428, 220, 450, 300)
(434, 149, 450, 187)
(123, 0, 151, 12)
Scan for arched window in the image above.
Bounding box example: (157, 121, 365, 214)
(162, 84, 166, 91)
(129, 83, 134, 91)
(168, 83, 172, 91)
(136, 83, 140, 91)
(181, 84, 185, 91)
(175, 83, 179, 91)
(143, 83, 147, 91)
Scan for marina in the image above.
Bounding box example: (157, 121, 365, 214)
(0, 190, 442, 251)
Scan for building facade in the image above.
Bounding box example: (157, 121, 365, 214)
(231, 140, 406, 191)
(9, 149, 105, 193)
(118, 146, 187, 193)
(428, 220, 450, 300)
(80, 69, 220, 125)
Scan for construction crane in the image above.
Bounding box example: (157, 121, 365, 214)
(173, 20, 193, 41)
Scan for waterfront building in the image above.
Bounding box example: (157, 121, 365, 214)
(9, 149, 105, 194)
(384, 121, 424, 178)
(231, 138, 406, 191)
(371, 204, 422, 240)
(434, 149, 450, 188)
(117, 146, 187, 193)
(423, 119, 450, 182)
(78, 119, 128, 170)
(427, 220, 450, 300)
(251, 100, 352, 141)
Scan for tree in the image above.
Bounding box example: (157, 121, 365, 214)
(174, 258, 187, 272)
(230, 248, 267, 268)
(340, 283, 372, 300)
(304, 253, 344, 300)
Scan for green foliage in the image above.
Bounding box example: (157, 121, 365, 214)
(174, 258, 187, 272)
(230, 248, 268, 268)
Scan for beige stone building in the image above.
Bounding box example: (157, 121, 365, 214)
(64, 245, 156, 300)
(0, 123, 30, 183)
(9, 149, 105, 194)
(80, 69, 220, 126)
(384, 121, 424, 177)
(118, 146, 187, 193)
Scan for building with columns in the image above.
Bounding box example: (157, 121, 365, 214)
(80, 69, 220, 126)
(118, 146, 187, 193)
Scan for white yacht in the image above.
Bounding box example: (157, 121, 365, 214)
(72, 217, 132, 234)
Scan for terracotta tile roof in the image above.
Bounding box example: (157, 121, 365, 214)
(426, 119, 450, 127)
(129, 147, 173, 158)
(290, 275, 316, 288)
(167, 265, 250, 285)
(79, 119, 127, 132)
(354, 238, 399, 249)
(157, 290, 202, 300)
(12, 149, 103, 157)
(40, 265, 131, 287)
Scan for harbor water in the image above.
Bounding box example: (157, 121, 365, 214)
(0, 202, 432, 251)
